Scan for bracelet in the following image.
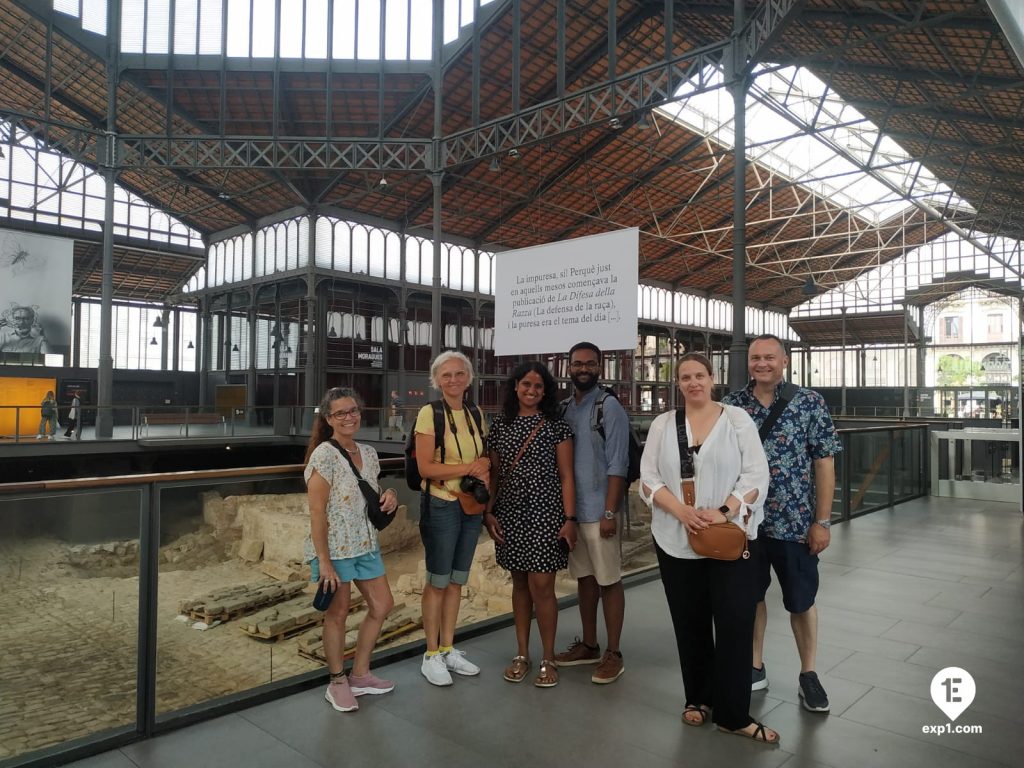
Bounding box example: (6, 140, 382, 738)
(564, 516, 578, 523)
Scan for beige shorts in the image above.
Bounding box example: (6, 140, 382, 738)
(568, 521, 622, 586)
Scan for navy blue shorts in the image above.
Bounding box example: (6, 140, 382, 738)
(754, 536, 819, 614)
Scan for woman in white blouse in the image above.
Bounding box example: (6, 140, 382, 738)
(305, 387, 399, 713)
(639, 353, 779, 744)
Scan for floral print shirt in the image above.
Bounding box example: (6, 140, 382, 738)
(303, 441, 381, 562)
(722, 380, 842, 542)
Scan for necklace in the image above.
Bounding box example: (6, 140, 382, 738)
(339, 443, 359, 453)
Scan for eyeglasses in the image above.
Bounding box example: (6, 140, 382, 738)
(329, 407, 361, 420)
(569, 361, 600, 371)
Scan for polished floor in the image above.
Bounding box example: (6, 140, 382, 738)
(68, 496, 1024, 768)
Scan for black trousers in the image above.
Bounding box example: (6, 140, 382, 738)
(655, 540, 759, 731)
(63, 418, 77, 438)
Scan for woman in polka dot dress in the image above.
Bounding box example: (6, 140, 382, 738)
(484, 361, 577, 688)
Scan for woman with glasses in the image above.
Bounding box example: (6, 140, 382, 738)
(639, 354, 777, 743)
(484, 361, 576, 688)
(305, 387, 400, 712)
(414, 351, 491, 686)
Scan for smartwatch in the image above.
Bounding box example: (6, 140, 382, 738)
(718, 504, 731, 518)
(814, 519, 832, 529)
(603, 509, 616, 520)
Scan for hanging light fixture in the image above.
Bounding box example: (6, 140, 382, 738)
(802, 276, 818, 295)
(149, 337, 157, 346)
(152, 316, 163, 328)
(232, 343, 239, 352)
(187, 341, 194, 349)
(488, 157, 500, 172)
(328, 325, 338, 338)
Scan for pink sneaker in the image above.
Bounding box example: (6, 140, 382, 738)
(348, 671, 396, 696)
(325, 678, 358, 711)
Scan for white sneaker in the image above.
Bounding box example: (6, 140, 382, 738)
(443, 647, 480, 676)
(35, 434, 43, 439)
(421, 652, 453, 686)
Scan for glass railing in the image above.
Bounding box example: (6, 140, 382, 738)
(0, 406, 387, 442)
(834, 424, 928, 519)
(1, 423, 928, 766)
(0, 485, 143, 763)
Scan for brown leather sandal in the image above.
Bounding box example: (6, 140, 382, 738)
(534, 659, 559, 688)
(503, 655, 530, 683)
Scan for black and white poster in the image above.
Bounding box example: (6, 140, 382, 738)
(0, 228, 73, 360)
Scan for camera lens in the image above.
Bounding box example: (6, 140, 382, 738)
(461, 476, 490, 504)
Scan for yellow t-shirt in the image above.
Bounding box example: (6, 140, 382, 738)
(415, 403, 488, 500)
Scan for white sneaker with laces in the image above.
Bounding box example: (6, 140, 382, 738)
(421, 652, 453, 686)
(443, 647, 481, 676)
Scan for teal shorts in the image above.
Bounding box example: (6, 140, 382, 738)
(310, 551, 386, 583)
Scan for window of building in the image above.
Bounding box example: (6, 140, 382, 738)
(987, 313, 1004, 338)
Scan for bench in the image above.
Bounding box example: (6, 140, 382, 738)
(142, 412, 226, 436)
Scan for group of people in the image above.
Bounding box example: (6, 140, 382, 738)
(302, 334, 840, 747)
(36, 389, 82, 440)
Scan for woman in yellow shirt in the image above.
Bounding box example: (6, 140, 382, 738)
(414, 351, 491, 687)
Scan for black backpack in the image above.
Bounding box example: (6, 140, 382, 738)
(561, 386, 642, 485)
(404, 400, 486, 491)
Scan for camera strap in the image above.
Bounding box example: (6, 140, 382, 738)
(442, 400, 482, 463)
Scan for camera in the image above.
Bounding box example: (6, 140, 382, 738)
(460, 476, 490, 504)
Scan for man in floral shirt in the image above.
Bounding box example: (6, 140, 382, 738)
(722, 334, 841, 713)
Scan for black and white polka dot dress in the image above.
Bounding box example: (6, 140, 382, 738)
(489, 414, 574, 573)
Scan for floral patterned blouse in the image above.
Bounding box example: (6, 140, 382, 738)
(303, 441, 381, 562)
(723, 380, 842, 543)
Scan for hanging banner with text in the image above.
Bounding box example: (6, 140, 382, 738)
(494, 228, 639, 357)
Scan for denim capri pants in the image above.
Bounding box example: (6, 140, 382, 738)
(419, 495, 483, 589)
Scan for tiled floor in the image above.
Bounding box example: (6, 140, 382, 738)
(66, 496, 1024, 768)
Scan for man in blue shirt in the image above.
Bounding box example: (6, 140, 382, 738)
(722, 334, 841, 713)
(553, 341, 629, 684)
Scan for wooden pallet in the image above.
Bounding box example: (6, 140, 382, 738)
(182, 581, 306, 625)
(297, 614, 422, 665)
(241, 613, 325, 642)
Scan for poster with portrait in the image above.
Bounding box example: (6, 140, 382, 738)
(0, 228, 73, 361)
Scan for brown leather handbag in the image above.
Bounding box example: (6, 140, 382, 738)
(688, 521, 748, 560)
(676, 410, 749, 561)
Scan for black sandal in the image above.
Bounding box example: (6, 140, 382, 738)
(682, 705, 710, 727)
(718, 721, 780, 744)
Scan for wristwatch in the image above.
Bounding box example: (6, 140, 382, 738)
(814, 519, 832, 529)
(603, 509, 616, 520)
(718, 504, 731, 518)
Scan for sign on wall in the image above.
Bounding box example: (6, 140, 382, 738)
(0, 228, 73, 359)
(494, 228, 639, 357)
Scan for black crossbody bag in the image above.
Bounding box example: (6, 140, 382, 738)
(328, 440, 394, 531)
(758, 382, 799, 443)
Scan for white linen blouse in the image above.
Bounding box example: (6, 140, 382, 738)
(639, 404, 769, 559)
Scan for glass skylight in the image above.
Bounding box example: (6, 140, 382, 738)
(660, 64, 972, 226)
(57, 0, 498, 59)
(792, 231, 1024, 316)
(0, 120, 203, 249)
